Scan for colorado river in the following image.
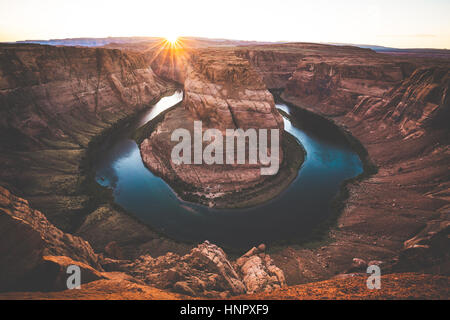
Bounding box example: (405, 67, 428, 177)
(93, 90, 363, 251)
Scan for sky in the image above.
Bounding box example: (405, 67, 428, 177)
(1, 0, 449, 49)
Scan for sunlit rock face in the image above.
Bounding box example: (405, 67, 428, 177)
(139, 49, 288, 208)
(183, 49, 284, 131)
(146, 47, 284, 131)
(148, 45, 188, 84)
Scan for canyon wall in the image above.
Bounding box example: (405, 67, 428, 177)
(377, 67, 448, 137)
(0, 44, 172, 228)
(0, 44, 168, 148)
(335, 65, 449, 276)
(183, 49, 283, 130)
(283, 56, 411, 115)
(236, 47, 304, 89)
(240, 44, 450, 282)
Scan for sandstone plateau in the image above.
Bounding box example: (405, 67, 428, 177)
(0, 42, 448, 299)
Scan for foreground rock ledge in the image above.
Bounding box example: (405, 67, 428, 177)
(0, 185, 286, 297)
(122, 241, 286, 297)
(0, 273, 447, 300)
(0, 186, 102, 292)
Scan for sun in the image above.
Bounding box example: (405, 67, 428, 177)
(165, 35, 179, 45)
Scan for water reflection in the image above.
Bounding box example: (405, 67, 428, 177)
(136, 91, 184, 127)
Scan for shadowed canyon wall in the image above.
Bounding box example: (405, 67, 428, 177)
(0, 44, 171, 228)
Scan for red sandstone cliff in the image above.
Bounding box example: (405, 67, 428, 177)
(0, 44, 173, 228)
(0, 44, 168, 148)
(249, 44, 450, 283)
(183, 49, 283, 130)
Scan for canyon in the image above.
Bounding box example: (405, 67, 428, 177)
(0, 41, 448, 299)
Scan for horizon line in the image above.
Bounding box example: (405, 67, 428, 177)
(1, 36, 449, 51)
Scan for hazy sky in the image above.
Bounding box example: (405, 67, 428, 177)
(1, 0, 449, 48)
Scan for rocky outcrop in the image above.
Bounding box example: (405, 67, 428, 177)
(0, 184, 286, 296)
(0, 186, 102, 291)
(121, 241, 285, 297)
(235, 244, 286, 294)
(183, 49, 284, 130)
(139, 49, 294, 208)
(393, 219, 450, 274)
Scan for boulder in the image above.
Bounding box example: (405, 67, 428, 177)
(0, 186, 102, 292)
(123, 241, 246, 296)
(235, 245, 286, 294)
(351, 258, 368, 271)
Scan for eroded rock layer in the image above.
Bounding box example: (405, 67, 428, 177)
(245, 44, 450, 283)
(183, 49, 284, 130)
(0, 186, 103, 291)
(139, 49, 293, 207)
(0, 44, 171, 228)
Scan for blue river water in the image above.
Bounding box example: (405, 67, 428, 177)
(94, 91, 363, 251)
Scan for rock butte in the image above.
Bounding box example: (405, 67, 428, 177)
(0, 41, 448, 298)
(138, 49, 290, 207)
